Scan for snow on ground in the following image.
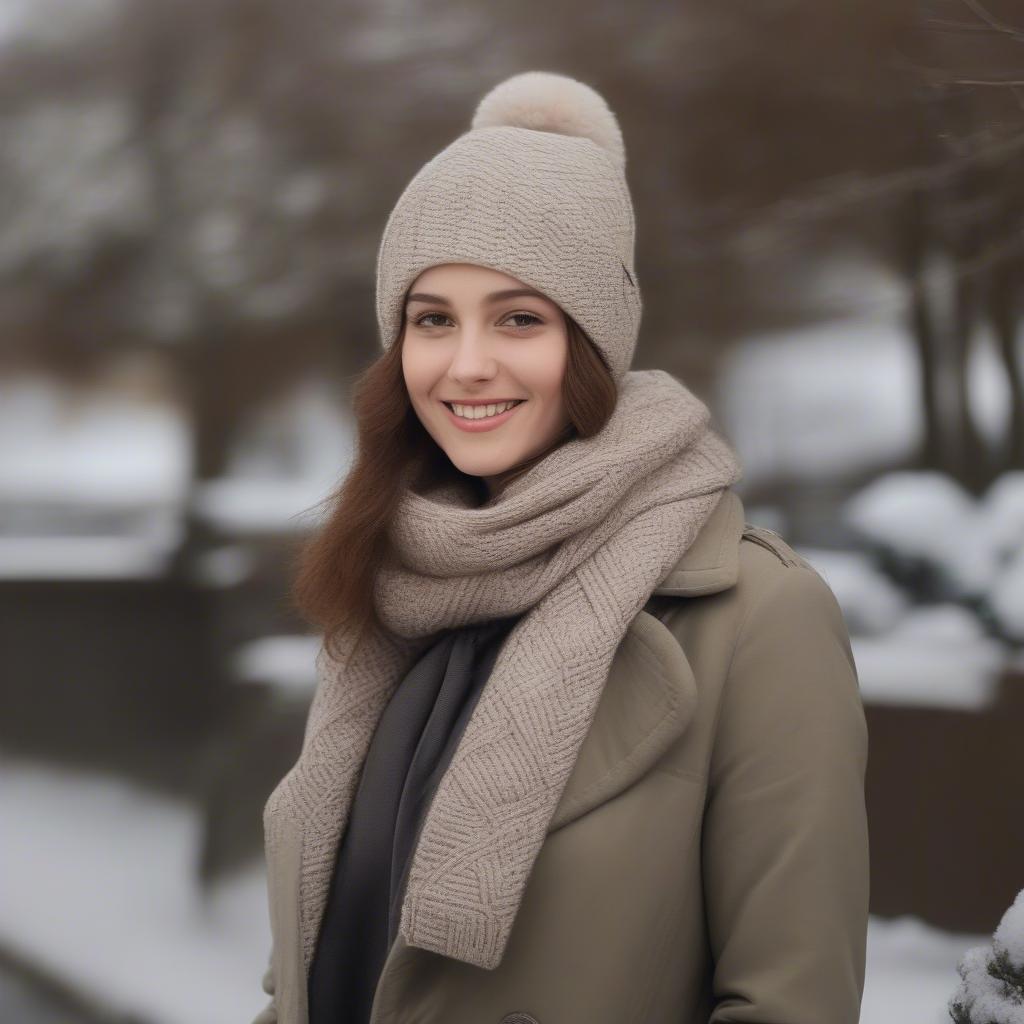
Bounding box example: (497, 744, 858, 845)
(0, 756, 271, 1024)
(0, 754, 996, 1024)
(864, 914, 990, 1024)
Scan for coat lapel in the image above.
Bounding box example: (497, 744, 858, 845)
(547, 488, 745, 834)
(545, 607, 698, 834)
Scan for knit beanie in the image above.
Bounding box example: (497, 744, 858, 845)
(374, 70, 642, 383)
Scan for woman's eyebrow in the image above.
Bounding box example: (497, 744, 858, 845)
(405, 288, 547, 307)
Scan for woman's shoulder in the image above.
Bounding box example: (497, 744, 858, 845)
(735, 524, 846, 634)
(653, 519, 853, 682)
(681, 524, 866, 778)
(648, 520, 865, 789)
(657, 516, 841, 624)
(728, 528, 861, 726)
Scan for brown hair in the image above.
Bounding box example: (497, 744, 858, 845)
(289, 311, 618, 658)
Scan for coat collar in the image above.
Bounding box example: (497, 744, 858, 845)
(652, 488, 745, 597)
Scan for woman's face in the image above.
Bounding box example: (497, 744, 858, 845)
(402, 263, 571, 496)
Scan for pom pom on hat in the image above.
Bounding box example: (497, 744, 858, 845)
(471, 70, 626, 172)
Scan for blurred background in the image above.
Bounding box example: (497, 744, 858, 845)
(0, 0, 1022, 1021)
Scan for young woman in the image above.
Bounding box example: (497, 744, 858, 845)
(254, 71, 869, 1024)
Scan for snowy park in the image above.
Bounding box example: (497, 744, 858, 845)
(2, 0, 1023, 1020)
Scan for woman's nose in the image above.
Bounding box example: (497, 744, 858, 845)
(448, 330, 497, 375)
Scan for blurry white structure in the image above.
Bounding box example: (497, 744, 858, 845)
(193, 373, 354, 536)
(849, 606, 1006, 710)
(232, 633, 320, 697)
(718, 316, 921, 486)
(0, 368, 189, 578)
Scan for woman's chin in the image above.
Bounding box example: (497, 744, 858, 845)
(449, 457, 519, 481)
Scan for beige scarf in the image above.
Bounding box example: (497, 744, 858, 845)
(263, 368, 743, 974)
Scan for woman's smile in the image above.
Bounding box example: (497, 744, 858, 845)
(441, 399, 527, 432)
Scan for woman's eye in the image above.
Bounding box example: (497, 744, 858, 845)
(414, 313, 450, 328)
(504, 312, 542, 329)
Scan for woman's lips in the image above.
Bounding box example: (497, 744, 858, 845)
(442, 400, 525, 432)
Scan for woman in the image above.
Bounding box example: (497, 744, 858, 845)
(254, 71, 869, 1024)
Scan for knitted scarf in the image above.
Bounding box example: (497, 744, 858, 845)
(263, 368, 744, 974)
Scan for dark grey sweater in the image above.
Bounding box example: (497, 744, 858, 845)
(306, 614, 521, 1023)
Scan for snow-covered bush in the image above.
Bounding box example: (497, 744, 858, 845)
(949, 887, 1024, 1023)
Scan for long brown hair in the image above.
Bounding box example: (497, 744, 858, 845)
(289, 310, 618, 658)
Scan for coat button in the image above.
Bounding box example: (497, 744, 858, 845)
(500, 1015, 540, 1024)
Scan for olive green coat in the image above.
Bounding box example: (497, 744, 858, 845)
(253, 489, 870, 1024)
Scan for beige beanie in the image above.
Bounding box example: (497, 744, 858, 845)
(374, 70, 642, 383)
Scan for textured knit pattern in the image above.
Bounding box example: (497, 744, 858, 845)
(262, 369, 744, 973)
(375, 123, 642, 382)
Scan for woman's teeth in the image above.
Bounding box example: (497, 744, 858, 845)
(448, 400, 522, 420)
